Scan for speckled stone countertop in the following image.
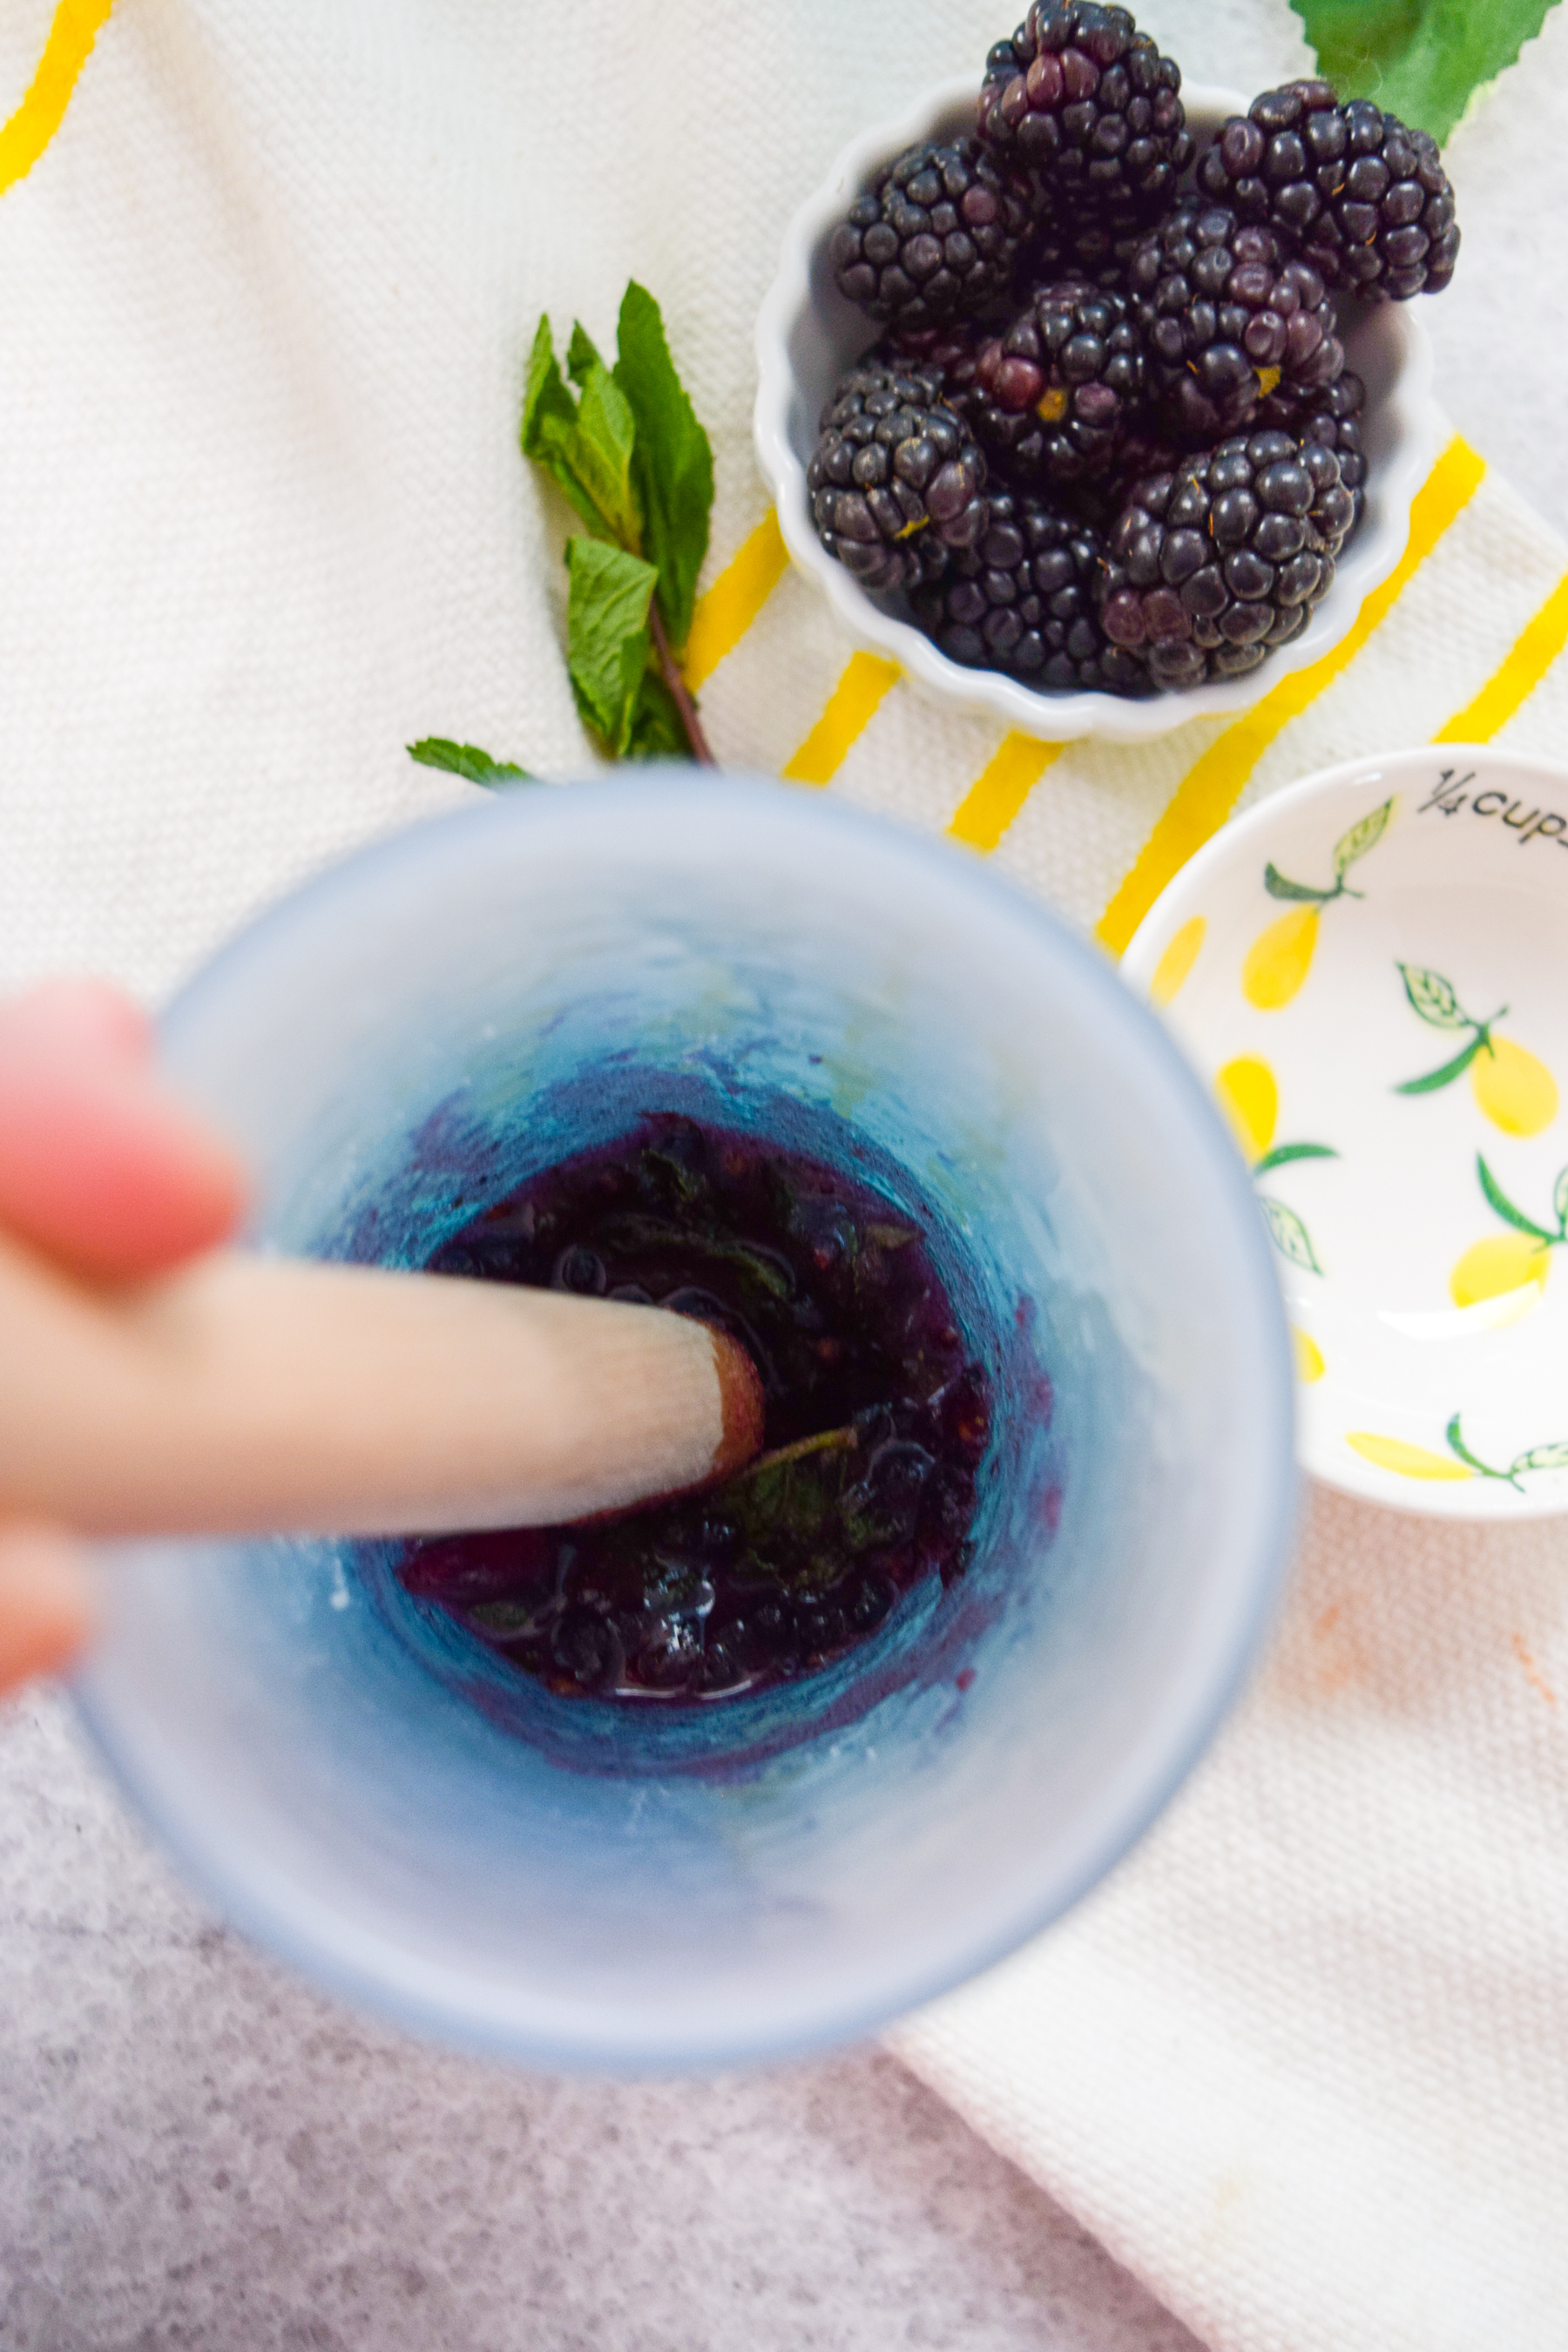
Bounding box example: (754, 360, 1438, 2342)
(5, 4, 1566, 2345)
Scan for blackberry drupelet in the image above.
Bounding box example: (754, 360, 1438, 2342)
(1098, 429, 1357, 687)
(829, 138, 1037, 331)
(977, 2, 1192, 231)
(1194, 80, 1459, 300)
(1262, 368, 1367, 531)
(1127, 201, 1342, 444)
(912, 491, 1149, 693)
(808, 363, 989, 595)
(970, 280, 1144, 485)
(872, 319, 987, 425)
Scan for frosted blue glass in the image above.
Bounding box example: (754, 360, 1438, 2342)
(76, 774, 1294, 2070)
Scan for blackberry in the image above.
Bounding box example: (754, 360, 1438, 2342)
(808, 363, 989, 594)
(970, 281, 1144, 485)
(1127, 202, 1343, 444)
(911, 491, 1149, 693)
(828, 138, 1037, 331)
(977, 3, 1193, 231)
(1195, 81, 1459, 300)
(1098, 429, 1357, 687)
(872, 320, 986, 426)
(1261, 368, 1367, 532)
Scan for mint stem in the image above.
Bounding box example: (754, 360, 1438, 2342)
(647, 598, 716, 767)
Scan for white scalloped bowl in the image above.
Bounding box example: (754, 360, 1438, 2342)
(754, 79, 1443, 747)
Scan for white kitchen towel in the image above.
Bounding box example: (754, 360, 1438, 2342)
(2, 3, 1566, 2349)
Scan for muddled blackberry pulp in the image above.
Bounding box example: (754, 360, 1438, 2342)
(397, 1117, 994, 1704)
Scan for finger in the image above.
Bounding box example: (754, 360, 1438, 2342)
(0, 1525, 93, 1699)
(0, 981, 247, 1280)
(0, 977, 154, 1065)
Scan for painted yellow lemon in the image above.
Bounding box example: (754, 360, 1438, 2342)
(1242, 907, 1319, 1010)
(1215, 1055, 1276, 1161)
(1150, 916, 1206, 1008)
(1346, 1433, 1472, 1481)
(1450, 1232, 1551, 1309)
(1470, 1035, 1558, 1138)
(1292, 1328, 1325, 1382)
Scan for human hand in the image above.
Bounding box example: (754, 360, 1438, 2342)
(0, 981, 246, 1699)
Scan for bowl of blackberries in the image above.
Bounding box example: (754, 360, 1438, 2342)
(754, 3, 1450, 741)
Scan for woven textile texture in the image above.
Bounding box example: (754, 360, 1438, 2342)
(2, 3, 1567, 2349)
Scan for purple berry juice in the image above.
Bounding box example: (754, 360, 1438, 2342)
(396, 1114, 991, 1703)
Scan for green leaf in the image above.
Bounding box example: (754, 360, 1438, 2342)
(1396, 960, 1467, 1030)
(1333, 796, 1394, 879)
(1477, 1152, 1555, 1241)
(566, 320, 605, 387)
(1289, 0, 1557, 145)
(1394, 1036, 1486, 1094)
(1253, 1142, 1340, 1175)
(470, 1600, 537, 1634)
(613, 282, 714, 652)
(1554, 1165, 1568, 1233)
(564, 537, 659, 756)
(521, 314, 578, 452)
(1264, 862, 1332, 903)
(407, 738, 531, 786)
(1261, 1195, 1323, 1274)
(625, 666, 688, 760)
(521, 317, 642, 550)
(1514, 1438, 1568, 1476)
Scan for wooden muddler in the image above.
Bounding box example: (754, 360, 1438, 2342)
(0, 1228, 765, 1538)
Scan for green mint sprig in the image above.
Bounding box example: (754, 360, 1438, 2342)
(408, 280, 716, 787)
(1290, 0, 1558, 145)
(524, 283, 715, 764)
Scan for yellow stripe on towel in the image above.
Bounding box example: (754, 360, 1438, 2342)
(0, 0, 115, 196)
(682, 508, 788, 690)
(782, 653, 901, 786)
(947, 733, 1063, 851)
(1434, 569, 1568, 743)
(1095, 436, 1487, 956)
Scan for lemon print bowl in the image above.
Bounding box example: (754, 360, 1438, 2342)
(754, 81, 1443, 747)
(1124, 745, 1568, 1520)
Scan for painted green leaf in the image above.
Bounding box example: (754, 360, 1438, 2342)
(1264, 862, 1331, 903)
(1253, 1142, 1340, 1175)
(1477, 1152, 1556, 1242)
(1445, 1412, 1492, 1474)
(407, 738, 531, 786)
(1333, 796, 1394, 879)
(1394, 1036, 1486, 1094)
(1261, 1195, 1323, 1274)
(1553, 1165, 1568, 1232)
(1396, 961, 1467, 1030)
(1289, 0, 1558, 145)
(613, 282, 714, 652)
(564, 536, 659, 756)
(1514, 1439, 1568, 1476)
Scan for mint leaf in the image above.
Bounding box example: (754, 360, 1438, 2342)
(408, 738, 531, 786)
(625, 668, 688, 759)
(564, 536, 659, 756)
(521, 317, 642, 549)
(1289, 0, 1557, 144)
(613, 282, 713, 651)
(566, 320, 605, 387)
